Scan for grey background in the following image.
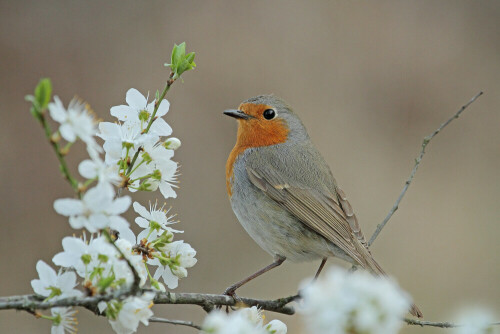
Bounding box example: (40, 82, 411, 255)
(1, 1, 499, 333)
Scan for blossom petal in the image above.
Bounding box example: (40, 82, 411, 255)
(155, 99, 170, 117)
(132, 202, 150, 219)
(125, 88, 147, 108)
(149, 118, 172, 137)
(54, 199, 84, 216)
(78, 159, 97, 179)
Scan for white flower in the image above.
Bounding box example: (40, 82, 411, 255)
(110, 88, 172, 137)
(50, 307, 78, 334)
(202, 307, 285, 334)
(53, 235, 115, 280)
(454, 308, 496, 334)
(107, 293, 155, 334)
(48, 96, 102, 156)
(53, 183, 131, 233)
(78, 156, 122, 186)
(31, 260, 82, 300)
(98, 121, 158, 165)
(133, 201, 182, 243)
(146, 157, 178, 199)
(300, 267, 411, 334)
(152, 240, 197, 289)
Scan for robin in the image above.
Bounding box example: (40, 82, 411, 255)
(223, 94, 423, 318)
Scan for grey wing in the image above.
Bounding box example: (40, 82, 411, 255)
(246, 165, 372, 267)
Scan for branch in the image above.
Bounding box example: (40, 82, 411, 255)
(0, 291, 296, 316)
(150, 316, 201, 330)
(405, 317, 500, 329)
(368, 91, 483, 246)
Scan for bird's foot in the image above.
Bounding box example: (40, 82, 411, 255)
(217, 286, 242, 312)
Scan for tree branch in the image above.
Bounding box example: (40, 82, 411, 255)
(368, 91, 483, 246)
(405, 317, 500, 329)
(0, 291, 296, 316)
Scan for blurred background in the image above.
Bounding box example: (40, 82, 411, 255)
(1, 1, 499, 333)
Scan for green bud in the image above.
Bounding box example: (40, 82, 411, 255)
(34, 78, 52, 110)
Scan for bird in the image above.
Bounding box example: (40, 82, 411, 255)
(223, 94, 423, 318)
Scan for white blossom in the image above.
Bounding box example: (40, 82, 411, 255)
(300, 267, 411, 334)
(78, 156, 122, 186)
(202, 307, 286, 334)
(31, 260, 82, 300)
(454, 308, 496, 334)
(50, 307, 78, 334)
(48, 96, 101, 156)
(133, 201, 182, 244)
(151, 240, 197, 289)
(105, 293, 155, 334)
(53, 183, 131, 233)
(110, 88, 172, 137)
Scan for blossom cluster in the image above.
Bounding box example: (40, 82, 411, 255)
(299, 268, 411, 334)
(202, 306, 287, 334)
(30, 86, 196, 334)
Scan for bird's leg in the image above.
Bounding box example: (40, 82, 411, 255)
(223, 256, 286, 298)
(313, 257, 328, 281)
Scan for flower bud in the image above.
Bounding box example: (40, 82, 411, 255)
(164, 137, 181, 150)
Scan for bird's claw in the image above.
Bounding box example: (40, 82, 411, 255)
(217, 287, 242, 312)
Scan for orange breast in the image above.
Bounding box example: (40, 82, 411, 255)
(225, 103, 289, 197)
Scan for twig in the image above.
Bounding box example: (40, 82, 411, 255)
(405, 317, 500, 329)
(102, 230, 141, 295)
(368, 91, 483, 246)
(150, 316, 202, 330)
(0, 291, 296, 316)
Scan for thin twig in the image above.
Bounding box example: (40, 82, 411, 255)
(368, 91, 483, 246)
(405, 317, 500, 329)
(150, 316, 202, 330)
(102, 230, 142, 295)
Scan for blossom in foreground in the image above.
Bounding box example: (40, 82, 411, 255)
(53, 183, 131, 233)
(151, 240, 197, 289)
(50, 307, 78, 334)
(99, 292, 155, 334)
(202, 306, 287, 334)
(454, 308, 496, 334)
(31, 260, 82, 301)
(300, 267, 411, 334)
(48, 96, 101, 157)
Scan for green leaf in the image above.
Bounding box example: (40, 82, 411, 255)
(171, 42, 186, 69)
(34, 78, 52, 110)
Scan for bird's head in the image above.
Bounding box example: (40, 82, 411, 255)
(223, 95, 309, 148)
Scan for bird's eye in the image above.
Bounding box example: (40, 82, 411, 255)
(263, 109, 276, 120)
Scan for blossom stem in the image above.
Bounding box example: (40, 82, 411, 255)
(126, 159, 145, 177)
(32, 107, 80, 195)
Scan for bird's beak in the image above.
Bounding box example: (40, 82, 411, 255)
(223, 109, 254, 120)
